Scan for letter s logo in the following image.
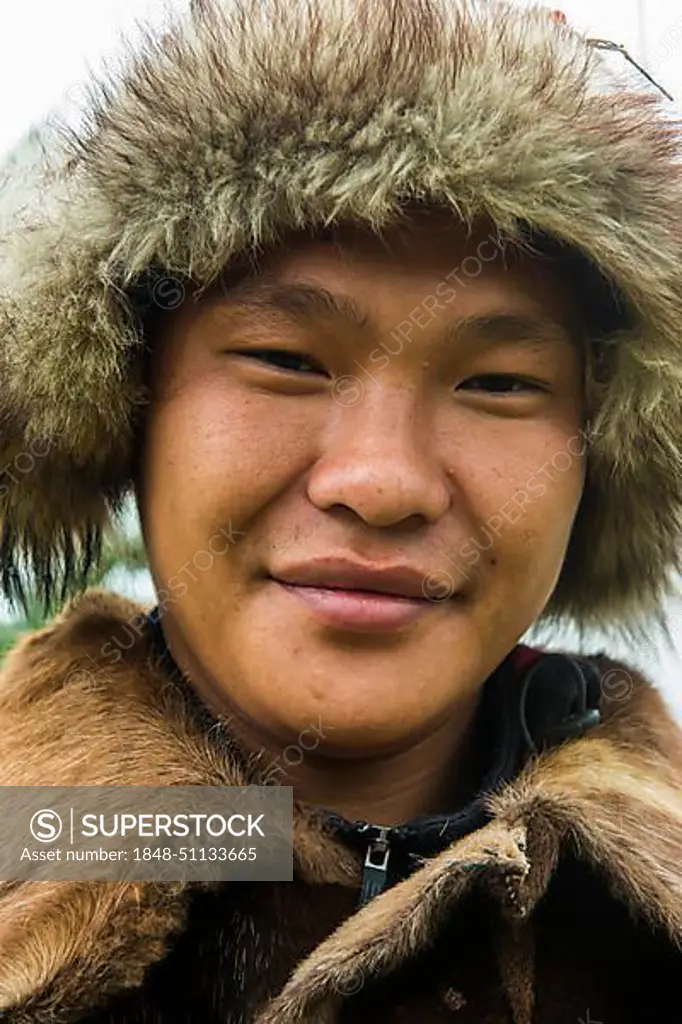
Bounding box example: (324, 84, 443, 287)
(30, 809, 63, 842)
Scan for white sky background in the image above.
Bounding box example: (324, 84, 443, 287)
(1, 0, 682, 156)
(0, 0, 681, 708)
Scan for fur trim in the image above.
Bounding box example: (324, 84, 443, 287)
(0, 590, 359, 1020)
(0, 591, 681, 1021)
(255, 819, 531, 1023)
(256, 658, 682, 1024)
(0, 0, 681, 623)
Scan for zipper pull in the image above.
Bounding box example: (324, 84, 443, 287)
(358, 826, 392, 907)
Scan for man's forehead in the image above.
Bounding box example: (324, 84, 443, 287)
(216, 227, 535, 306)
(193, 212, 617, 346)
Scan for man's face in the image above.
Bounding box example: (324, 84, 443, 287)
(137, 211, 585, 752)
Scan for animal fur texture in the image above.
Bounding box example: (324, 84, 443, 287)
(0, 0, 681, 625)
(0, 590, 681, 1022)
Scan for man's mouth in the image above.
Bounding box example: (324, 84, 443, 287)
(268, 557, 462, 632)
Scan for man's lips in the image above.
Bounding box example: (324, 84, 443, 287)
(270, 559, 442, 599)
(274, 582, 432, 631)
(268, 559, 461, 632)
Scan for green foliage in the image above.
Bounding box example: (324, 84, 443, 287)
(0, 623, 27, 660)
(90, 529, 148, 582)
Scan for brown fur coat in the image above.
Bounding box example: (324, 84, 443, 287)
(0, 589, 682, 1023)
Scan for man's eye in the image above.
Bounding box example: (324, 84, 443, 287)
(236, 348, 328, 375)
(457, 375, 544, 394)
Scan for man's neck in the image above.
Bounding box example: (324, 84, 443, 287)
(227, 699, 482, 826)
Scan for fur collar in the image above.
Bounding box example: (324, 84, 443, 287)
(0, 589, 681, 1022)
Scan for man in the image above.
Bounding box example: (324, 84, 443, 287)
(0, 0, 681, 1021)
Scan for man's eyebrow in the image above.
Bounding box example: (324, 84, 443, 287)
(442, 313, 574, 348)
(215, 279, 371, 333)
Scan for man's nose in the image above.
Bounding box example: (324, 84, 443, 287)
(306, 387, 452, 528)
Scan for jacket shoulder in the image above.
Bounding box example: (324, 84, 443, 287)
(586, 651, 682, 771)
(0, 588, 150, 706)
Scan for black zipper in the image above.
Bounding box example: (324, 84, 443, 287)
(358, 824, 394, 906)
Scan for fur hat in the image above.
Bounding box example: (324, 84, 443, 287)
(0, 0, 681, 627)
